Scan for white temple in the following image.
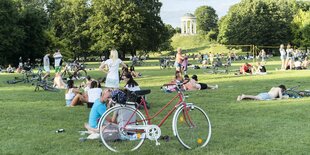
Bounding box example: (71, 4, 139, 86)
(181, 13, 197, 35)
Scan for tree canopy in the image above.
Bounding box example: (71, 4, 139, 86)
(0, 0, 309, 66)
(194, 6, 218, 34)
(0, 0, 172, 65)
(217, 0, 309, 47)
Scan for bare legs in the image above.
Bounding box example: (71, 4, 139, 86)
(208, 84, 218, 89)
(237, 94, 261, 101)
(70, 93, 87, 106)
(281, 59, 286, 70)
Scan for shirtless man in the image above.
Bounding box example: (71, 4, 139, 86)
(237, 85, 287, 101)
(174, 48, 184, 72)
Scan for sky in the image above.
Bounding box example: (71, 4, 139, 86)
(159, 0, 241, 28)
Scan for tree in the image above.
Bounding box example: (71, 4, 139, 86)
(218, 0, 297, 46)
(46, 0, 91, 60)
(87, 0, 169, 58)
(292, 9, 310, 48)
(194, 6, 218, 34)
(18, 0, 49, 63)
(87, 0, 144, 58)
(0, 0, 24, 65)
(175, 27, 181, 33)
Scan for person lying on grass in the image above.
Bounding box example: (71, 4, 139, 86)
(183, 74, 218, 91)
(237, 85, 288, 101)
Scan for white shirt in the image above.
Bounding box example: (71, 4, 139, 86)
(43, 55, 50, 67)
(286, 48, 293, 58)
(53, 52, 63, 66)
(279, 48, 286, 56)
(87, 88, 102, 103)
(125, 85, 141, 91)
(294, 61, 301, 68)
(65, 88, 75, 100)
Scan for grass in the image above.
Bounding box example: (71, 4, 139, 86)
(171, 34, 250, 56)
(1, 58, 310, 155)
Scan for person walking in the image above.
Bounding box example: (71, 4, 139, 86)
(43, 53, 50, 80)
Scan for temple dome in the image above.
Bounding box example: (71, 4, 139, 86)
(181, 13, 196, 19)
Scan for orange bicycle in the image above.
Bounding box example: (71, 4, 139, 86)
(98, 82, 211, 152)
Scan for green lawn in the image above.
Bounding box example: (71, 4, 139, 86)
(1, 58, 310, 155)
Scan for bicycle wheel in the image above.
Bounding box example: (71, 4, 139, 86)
(76, 69, 87, 80)
(172, 104, 211, 149)
(44, 84, 59, 92)
(99, 105, 147, 152)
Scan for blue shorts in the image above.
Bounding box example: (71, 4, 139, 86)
(257, 93, 271, 100)
(174, 62, 181, 68)
(66, 99, 72, 106)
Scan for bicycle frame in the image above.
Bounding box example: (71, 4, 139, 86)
(123, 86, 188, 128)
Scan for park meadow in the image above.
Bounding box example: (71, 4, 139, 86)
(1, 0, 310, 154)
(1, 58, 310, 155)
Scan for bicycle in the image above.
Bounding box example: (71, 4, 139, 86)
(62, 61, 87, 80)
(34, 80, 59, 92)
(284, 85, 310, 98)
(98, 82, 211, 152)
(6, 67, 39, 84)
(159, 58, 174, 69)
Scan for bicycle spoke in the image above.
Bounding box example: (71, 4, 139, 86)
(99, 106, 146, 152)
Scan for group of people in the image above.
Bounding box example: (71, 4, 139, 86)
(237, 61, 267, 75)
(160, 48, 219, 92)
(279, 44, 309, 70)
(162, 71, 218, 92)
(62, 49, 143, 139)
(0, 64, 14, 73)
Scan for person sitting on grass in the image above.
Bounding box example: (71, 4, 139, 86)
(6, 64, 14, 73)
(79, 75, 93, 92)
(120, 65, 130, 80)
(129, 65, 141, 78)
(84, 89, 112, 136)
(85, 80, 102, 108)
(53, 73, 66, 89)
(237, 85, 288, 101)
(240, 62, 254, 75)
(124, 73, 140, 91)
(65, 80, 80, 107)
(184, 74, 218, 91)
(254, 62, 267, 75)
(161, 71, 184, 92)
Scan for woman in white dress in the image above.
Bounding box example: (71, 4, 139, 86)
(101, 49, 127, 88)
(279, 44, 286, 70)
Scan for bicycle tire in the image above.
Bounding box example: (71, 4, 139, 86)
(44, 85, 59, 92)
(172, 104, 211, 149)
(99, 105, 147, 152)
(7, 79, 22, 84)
